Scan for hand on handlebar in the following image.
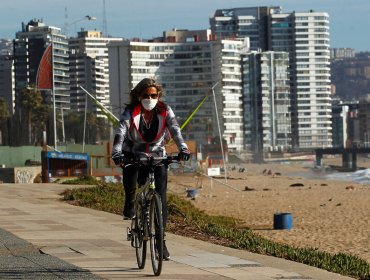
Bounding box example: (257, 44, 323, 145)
(112, 152, 137, 166)
(112, 152, 125, 166)
(178, 148, 191, 161)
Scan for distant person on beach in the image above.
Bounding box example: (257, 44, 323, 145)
(111, 78, 191, 260)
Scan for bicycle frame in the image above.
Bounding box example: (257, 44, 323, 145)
(131, 171, 156, 244)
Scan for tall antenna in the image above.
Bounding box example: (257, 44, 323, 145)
(63, 7, 69, 36)
(102, 0, 108, 36)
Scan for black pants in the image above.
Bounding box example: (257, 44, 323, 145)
(122, 164, 168, 228)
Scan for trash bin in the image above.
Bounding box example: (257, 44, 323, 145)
(273, 212, 293, 230)
(186, 189, 198, 198)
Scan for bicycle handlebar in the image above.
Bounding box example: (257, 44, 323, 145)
(118, 153, 180, 167)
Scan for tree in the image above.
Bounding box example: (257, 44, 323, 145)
(85, 112, 97, 144)
(32, 104, 51, 145)
(64, 111, 83, 143)
(95, 117, 111, 143)
(0, 98, 10, 145)
(64, 112, 112, 144)
(15, 86, 43, 145)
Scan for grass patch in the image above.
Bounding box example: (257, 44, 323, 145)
(62, 181, 123, 215)
(62, 175, 101, 185)
(61, 180, 370, 280)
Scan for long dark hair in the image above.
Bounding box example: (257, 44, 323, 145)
(128, 78, 166, 112)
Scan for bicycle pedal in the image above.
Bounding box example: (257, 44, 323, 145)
(126, 227, 132, 241)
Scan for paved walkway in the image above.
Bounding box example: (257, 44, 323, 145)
(0, 183, 354, 280)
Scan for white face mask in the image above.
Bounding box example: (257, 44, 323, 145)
(141, 99, 158, 111)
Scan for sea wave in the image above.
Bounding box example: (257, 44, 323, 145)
(287, 166, 370, 184)
(325, 168, 370, 184)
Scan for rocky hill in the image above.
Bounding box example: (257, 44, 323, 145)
(331, 52, 370, 101)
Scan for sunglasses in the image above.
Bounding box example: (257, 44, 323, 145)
(141, 93, 159, 99)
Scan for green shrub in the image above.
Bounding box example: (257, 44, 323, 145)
(62, 175, 101, 185)
(62, 182, 123, 215)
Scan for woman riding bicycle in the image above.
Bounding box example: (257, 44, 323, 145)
(111, 78, 191, 260)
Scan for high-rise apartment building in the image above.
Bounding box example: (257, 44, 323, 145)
(69, 30, 122, 117)
(243, 51, 291, 153)
(108, 33, 246, 151)
(219, 40, 244, 151)
(270, 11, 332, 149)
(358, 95, 370, 147)
(0, 39, 13, 55)
(0, 55, 14, 115)
(210, 7, 281, 51)
(331, 102, 349, 148)
(211, 7, 332, 150)
(0, 40, 14, 115)
(13, 19, 69, 109)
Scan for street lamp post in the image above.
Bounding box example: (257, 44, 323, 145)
(211, 82, 227, 183)
(65, 15, 96, 37)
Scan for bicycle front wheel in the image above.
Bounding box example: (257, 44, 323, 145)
(149, 193, 164, 276)
(133, 198, 147, 269)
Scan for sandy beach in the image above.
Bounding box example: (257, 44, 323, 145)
(167, 157, 370, 263)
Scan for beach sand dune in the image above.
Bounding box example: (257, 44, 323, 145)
(167, 159, 370, 263)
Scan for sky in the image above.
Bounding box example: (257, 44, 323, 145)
(1, 0, 369, 52)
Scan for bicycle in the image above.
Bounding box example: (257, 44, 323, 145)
(125, 152, 180, 276)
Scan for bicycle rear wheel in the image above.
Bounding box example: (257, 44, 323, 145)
(133, 198, 147, 269)
(149, 193, 163, 276)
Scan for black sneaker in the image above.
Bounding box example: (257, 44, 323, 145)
(163, 241, 170, 260)
(123, 205, 135, 220)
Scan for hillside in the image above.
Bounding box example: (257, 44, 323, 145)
(331, 52, 370, 101)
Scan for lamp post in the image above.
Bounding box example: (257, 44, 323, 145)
(65, 15, 96, 37)
(211, 82, 227, 182)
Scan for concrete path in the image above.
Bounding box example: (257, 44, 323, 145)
(0, 183, 355, 280)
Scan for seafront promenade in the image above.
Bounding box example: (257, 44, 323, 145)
(0, 183, 355, 280)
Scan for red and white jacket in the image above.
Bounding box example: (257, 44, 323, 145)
(112, 102, 187, 156)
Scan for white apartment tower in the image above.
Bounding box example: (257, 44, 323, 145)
(108, 34, 245, 150)
(219, 40, 244, 151)
(69, 30, 122, 117)
(270, 11, 332, 149)
(211, 7, 332, 150)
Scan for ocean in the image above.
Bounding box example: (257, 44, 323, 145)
(289, 165, 370, 185)
(278, 159, 370, 185)
(324, 168, 370, 184)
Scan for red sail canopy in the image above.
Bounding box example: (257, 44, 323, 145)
(36, 44, 53, 89)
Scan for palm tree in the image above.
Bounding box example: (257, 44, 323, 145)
(95, 117, 111, 143)
(32, 104, 51, 145)
(86, 112, 97, 144)
(0, 98, 10, 145)
(16, 86, 43, 145)
(64, 111, 84, 143)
